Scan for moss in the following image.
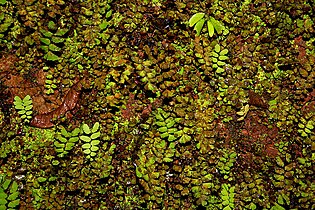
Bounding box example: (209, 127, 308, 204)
(0, 0, 315, 209)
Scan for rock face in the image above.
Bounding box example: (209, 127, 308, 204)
(30, 81, 83, 128)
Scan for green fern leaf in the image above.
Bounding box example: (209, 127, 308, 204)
(207, 20, 214, 37)
(194, 19, 205, 36)
(189, 13, 205, 27)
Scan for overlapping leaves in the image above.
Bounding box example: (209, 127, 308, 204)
(40, 21, 69, 61)
(0, 174, 20, 210)
(189, 13, 229, 37)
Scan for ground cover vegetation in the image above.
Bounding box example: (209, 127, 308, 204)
(0, 0, 314, 209)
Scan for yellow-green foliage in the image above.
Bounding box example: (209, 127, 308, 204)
(54, 126, 80, 158)
(13, 95, 33, 123)
(189, 13, 229, 37)
(80, 122, 101, 160)
(0, 0, 315, 209)
(0, 174, 20, 209)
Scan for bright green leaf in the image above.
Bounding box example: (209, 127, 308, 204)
(80, 135, 91, 142)
(91, 132, 100, 139)
(14, 96, 22, 103)
(305, 128, 312, 134)
(24, 99, 32, 106)
(220, 49, 229, 56)
(55, 28, 68, 36)
(18, 110, 26, 115)
(2, 179, 11, 190)
(109, 144, 116, 153)
(155, 113, 164, 121)
(212, 52, 219, 57)
(0, 199, 7, 205)
(160, 132, 169, 138)
(163, 157, 173, 162)
(82, 124, 91, 134)
(223, 28, 229, 35)
(25, 105, 33, 111)
(158, 126, 168, 133)
(40, 29, 53, 37)
(216, 67, 225, 73)
(105, 10, 112, 19)
(136, 167, 142, 178)
(23, 95, 31, 102)
(179, 134, 191, 143)
(90, 145, 99, 152)
(210, 17, 224, 34)
(65, 143, 75, 150)
(71, 128, 80, 136)
(92, 122, 100, 133)
(269, 99, 277, 105)
(217, 61, 226, 66)
(8, 199, 20, 208)
(155, 121, 165, 127)
(82, 143, 91, 149)
(57, 136, 67, 143)
(166, 120, 176, 128)
(278, 195, 284, 205)
(55, 148, 64, 153)
(40, 45, 49, 52)
(207, 20, 214, 37)
(168, 128, 177, 134)
(0, 192, 7, 199)
(54, 141, 65, 148)
(189, 13, 205, 27)
(271, 204, 286, 210)
(52, 160, 60, 165)
(215, 44, 220, 53)
(40, 37, 51, 45)
(219, 55, 229, 60)
(14, 104, 24, 110)
(194, 19, 206, 36)
(83, 149, 91, 154)
(49, 44, 61, 52)
(168, 135, 177, 141)
(60, 127, 69, 137)
(48, 21, 56, 30)
(51, 36, 64, 44)
(69, 137, 79, 143)
(301, 131, 308, 137)
(169, 142, 176, 149)
(37, 177, 47, 182)
(99, 21, 109, 30)
(91, 140, 100, 146)
(306, 122, 314, 130)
